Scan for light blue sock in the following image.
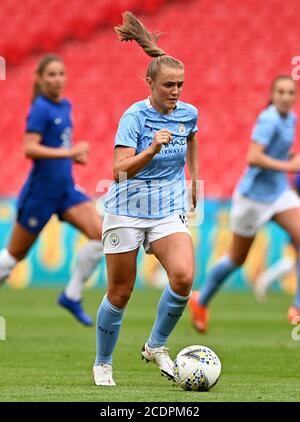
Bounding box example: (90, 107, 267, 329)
(294, 254, 300, 308)
(147, 284, 190, 348)
(199, 256, 237, 306)
(95, 294, 125, 365)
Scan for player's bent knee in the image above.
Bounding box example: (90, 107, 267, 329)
(9, 250, 26, 262)
(231, 255, 246, 266)
(108, 286, 134, 308)
(290, 237, 300, 249)
(170, 271, 193, 296)
(83, 227, 102, 240)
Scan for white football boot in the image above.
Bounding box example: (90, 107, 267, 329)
(93, 363, 116, 386)
(141, 343, 174, 380)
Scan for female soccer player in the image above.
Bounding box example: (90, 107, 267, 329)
(93, 12, 199, 386)
(0, 54, 103, 326)
(189, 75, 300, 333)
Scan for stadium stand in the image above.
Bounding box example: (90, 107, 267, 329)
(1, 0, 300, 197)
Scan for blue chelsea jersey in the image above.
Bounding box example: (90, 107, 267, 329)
(237, 105, 297, 202)
(24, 94, 74, 197)
(105, 98, 198, 218)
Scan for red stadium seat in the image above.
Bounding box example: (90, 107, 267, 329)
(0, 0, 162, 65)
(1, 0, 300, 198)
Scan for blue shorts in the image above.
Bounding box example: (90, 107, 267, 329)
(17, 184, 90, 234)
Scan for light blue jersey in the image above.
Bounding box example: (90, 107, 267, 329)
(237, 105, 297, 202)
(105, 98, 198, 218)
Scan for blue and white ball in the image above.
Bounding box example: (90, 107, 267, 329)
(173, 345, 221, 391)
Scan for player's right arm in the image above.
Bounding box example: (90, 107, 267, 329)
(247, 142, 300, 172)
(113, 129, 172, 182)
(24, 132, 89, 162)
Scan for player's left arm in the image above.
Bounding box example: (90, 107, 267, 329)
(186, 132, 199, 209)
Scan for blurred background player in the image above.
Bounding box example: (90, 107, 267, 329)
(189, 75, 300, 332)
(93, 12, 198, 386)
(254, 172, 300, 301)
(0, 54, 103, 326)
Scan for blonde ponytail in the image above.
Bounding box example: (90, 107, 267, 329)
(115, 11, 183, 80)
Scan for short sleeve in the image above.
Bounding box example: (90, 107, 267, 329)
(115, 113, 140, 149)
(26, 102, 49, 134)
(187, 105, 198, 137)
(251, 113, 277, 146)
(191, 109, 198, 134)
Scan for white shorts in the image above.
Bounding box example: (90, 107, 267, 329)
(230, 189, 300, 237)
(102, 213, 191, 254)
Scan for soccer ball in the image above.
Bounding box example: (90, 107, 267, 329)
(173, 345, 221, 391)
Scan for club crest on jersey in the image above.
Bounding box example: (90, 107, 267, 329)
(54, 117, 62, 125)
(28, 217, 39, 228)
(178, 123, 186, 134)
(110, 233, 120, 246)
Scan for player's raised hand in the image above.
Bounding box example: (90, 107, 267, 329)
(150, 129, 172, 154)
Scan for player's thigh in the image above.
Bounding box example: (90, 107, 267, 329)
(105, 248, 139, 307)
(62, 201, 102, 240)
(273, 207, 300, 246)
(150, 232, 194, 295)
(7, 222, 38, 260)
(12, 194, 54, 259)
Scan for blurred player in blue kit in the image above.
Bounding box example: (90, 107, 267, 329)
(0, 54, 103, 326)
(254, 172, 300, 301)
(189, 75, 300, 332)
(93, 12, 199, 386)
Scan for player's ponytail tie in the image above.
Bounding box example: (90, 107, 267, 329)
(156, 52, 166, 61)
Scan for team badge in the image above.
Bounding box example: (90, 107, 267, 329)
(28, 217, 39, 228)
(179, 123, 186, 134)
(54, 117, 62, 125)
(110, 233, 120, 246)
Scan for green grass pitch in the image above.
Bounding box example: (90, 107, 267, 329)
(0, 287, 299, 402)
